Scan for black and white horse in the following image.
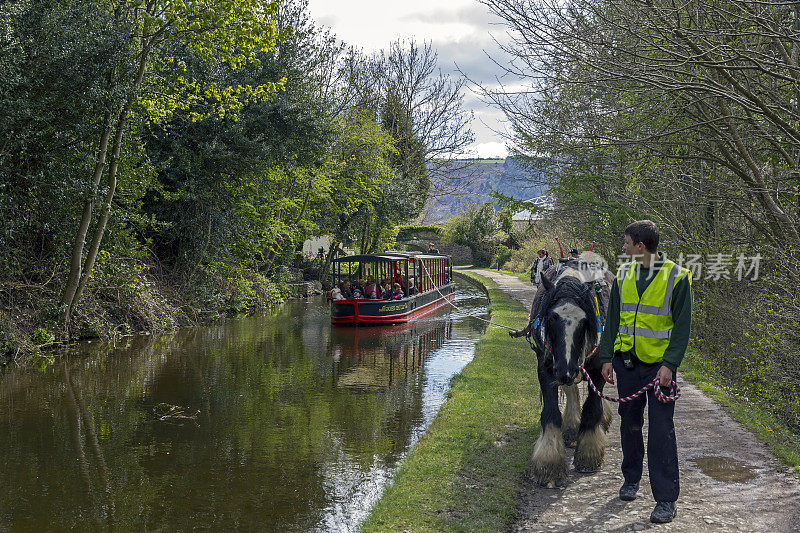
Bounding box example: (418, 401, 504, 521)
(512, 265, 613, 487)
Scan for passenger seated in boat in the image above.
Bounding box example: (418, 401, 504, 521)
(352, 289, 362, 299)
(392, 283, 404, 300)
(341, 280, 353, 299)
(408, 278, 418, 295)
(364, 276, 378, 298)
(382, 283, 392, 299)
(331, 284, 344, 300)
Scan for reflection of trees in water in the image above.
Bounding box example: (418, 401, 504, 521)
(0, 298, 476, 531)
(63, 362, 115, 531)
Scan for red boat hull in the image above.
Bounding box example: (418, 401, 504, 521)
(331, 283, 456, 325)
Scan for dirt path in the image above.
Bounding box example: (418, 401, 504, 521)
(470, 269, 800, 532)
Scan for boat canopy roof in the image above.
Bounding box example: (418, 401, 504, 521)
(332, 252, 449, 263)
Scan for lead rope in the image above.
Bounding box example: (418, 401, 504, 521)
(541, 342, 680, 403)
(418, 261, 517, 331)
(579, 366, 681, 403)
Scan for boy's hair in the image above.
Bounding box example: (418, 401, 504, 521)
(393, 283, 401, 289)
(625, 220, 660, 253)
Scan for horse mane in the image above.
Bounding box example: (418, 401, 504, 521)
(539, 272, 599, 348)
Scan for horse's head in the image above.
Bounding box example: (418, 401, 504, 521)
(540, 273, 598, 385)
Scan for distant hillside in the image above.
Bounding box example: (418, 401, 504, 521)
(420, 158, 548, 222)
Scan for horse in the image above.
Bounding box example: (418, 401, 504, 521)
(511, 261, 613, 487)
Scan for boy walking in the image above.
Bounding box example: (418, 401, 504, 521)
(598, 220, 693, 524)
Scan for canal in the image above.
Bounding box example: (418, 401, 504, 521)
(0, 278, 488, 531)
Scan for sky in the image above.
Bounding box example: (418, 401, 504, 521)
(306, 0, 513, 158)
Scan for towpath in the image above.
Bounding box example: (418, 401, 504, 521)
(469, 269, 800, 533)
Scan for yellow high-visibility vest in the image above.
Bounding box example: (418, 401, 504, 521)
(613, 258, 692, 363)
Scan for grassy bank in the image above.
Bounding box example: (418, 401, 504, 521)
(362, 271, 540, 532)
(681, 350, 800, 472)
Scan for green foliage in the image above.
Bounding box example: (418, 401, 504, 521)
(381, 87, 429, 217)
(135, 0, 289, 123)
(31, 328, 55, 345)
(442, 203, 508, 267)
(0, 0, 465, 354)
(395, 225, 443, 242)
(315, 109, 399, 254)
(0, 0, 128, 275)
(492, 244, 513, 270)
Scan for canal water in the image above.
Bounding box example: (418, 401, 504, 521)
(0, 278, 488, 531)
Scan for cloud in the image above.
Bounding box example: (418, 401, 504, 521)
(473, 141, 509, 158)
(306, 0, 519, 157)
(400, 4, 496, 30)
(316, 14, 339, 28)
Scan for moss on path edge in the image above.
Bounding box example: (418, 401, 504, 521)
(362, 271, 541, 532)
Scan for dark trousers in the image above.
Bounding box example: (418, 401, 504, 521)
(612, 355, 680, 502)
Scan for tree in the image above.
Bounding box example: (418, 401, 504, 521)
(381, 40, 475, 198)
(141, 1, 340, 281)
(316, 110, 397, 279)
(481, 0, 800, 250)
(442, 203, 508, 267)
(59, 0, 290, 326)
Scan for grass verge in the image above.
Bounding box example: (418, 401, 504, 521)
(681, 350, 800, 472)
(362, 272, 540, 532)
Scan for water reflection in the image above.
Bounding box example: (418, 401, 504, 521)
(333, 321, 452, 390)
(0, 279, 487, 532)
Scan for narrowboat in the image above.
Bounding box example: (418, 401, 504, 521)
(330, 252, 456, 325)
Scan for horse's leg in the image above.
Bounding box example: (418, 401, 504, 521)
(602, 397, 613, 431)
(532, 364, 567, 487)
(574, 365, 607, 473)
(560, 384, 581, 447)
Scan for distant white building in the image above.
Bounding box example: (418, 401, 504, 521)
(302, 235, 355, 258)
(511, 195, 554, 229)
(302, 235, 334, 257)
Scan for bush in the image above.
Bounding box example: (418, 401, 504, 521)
(31, 327, 55, 345)
(226, 269, 284, 314)
(492, 244, 513, 269)
(396, 225, 443, 243)
(503, 240, 542, 273)
(442, 203, 508, 268)
(692, 255, 800, 433)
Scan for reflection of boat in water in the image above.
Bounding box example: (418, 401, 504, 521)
(330, 252, 455, 325)
(332, 320, 452, 390)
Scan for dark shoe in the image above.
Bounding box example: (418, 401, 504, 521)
(618, 482, 639, 501)
(650, 501, 677, 523)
